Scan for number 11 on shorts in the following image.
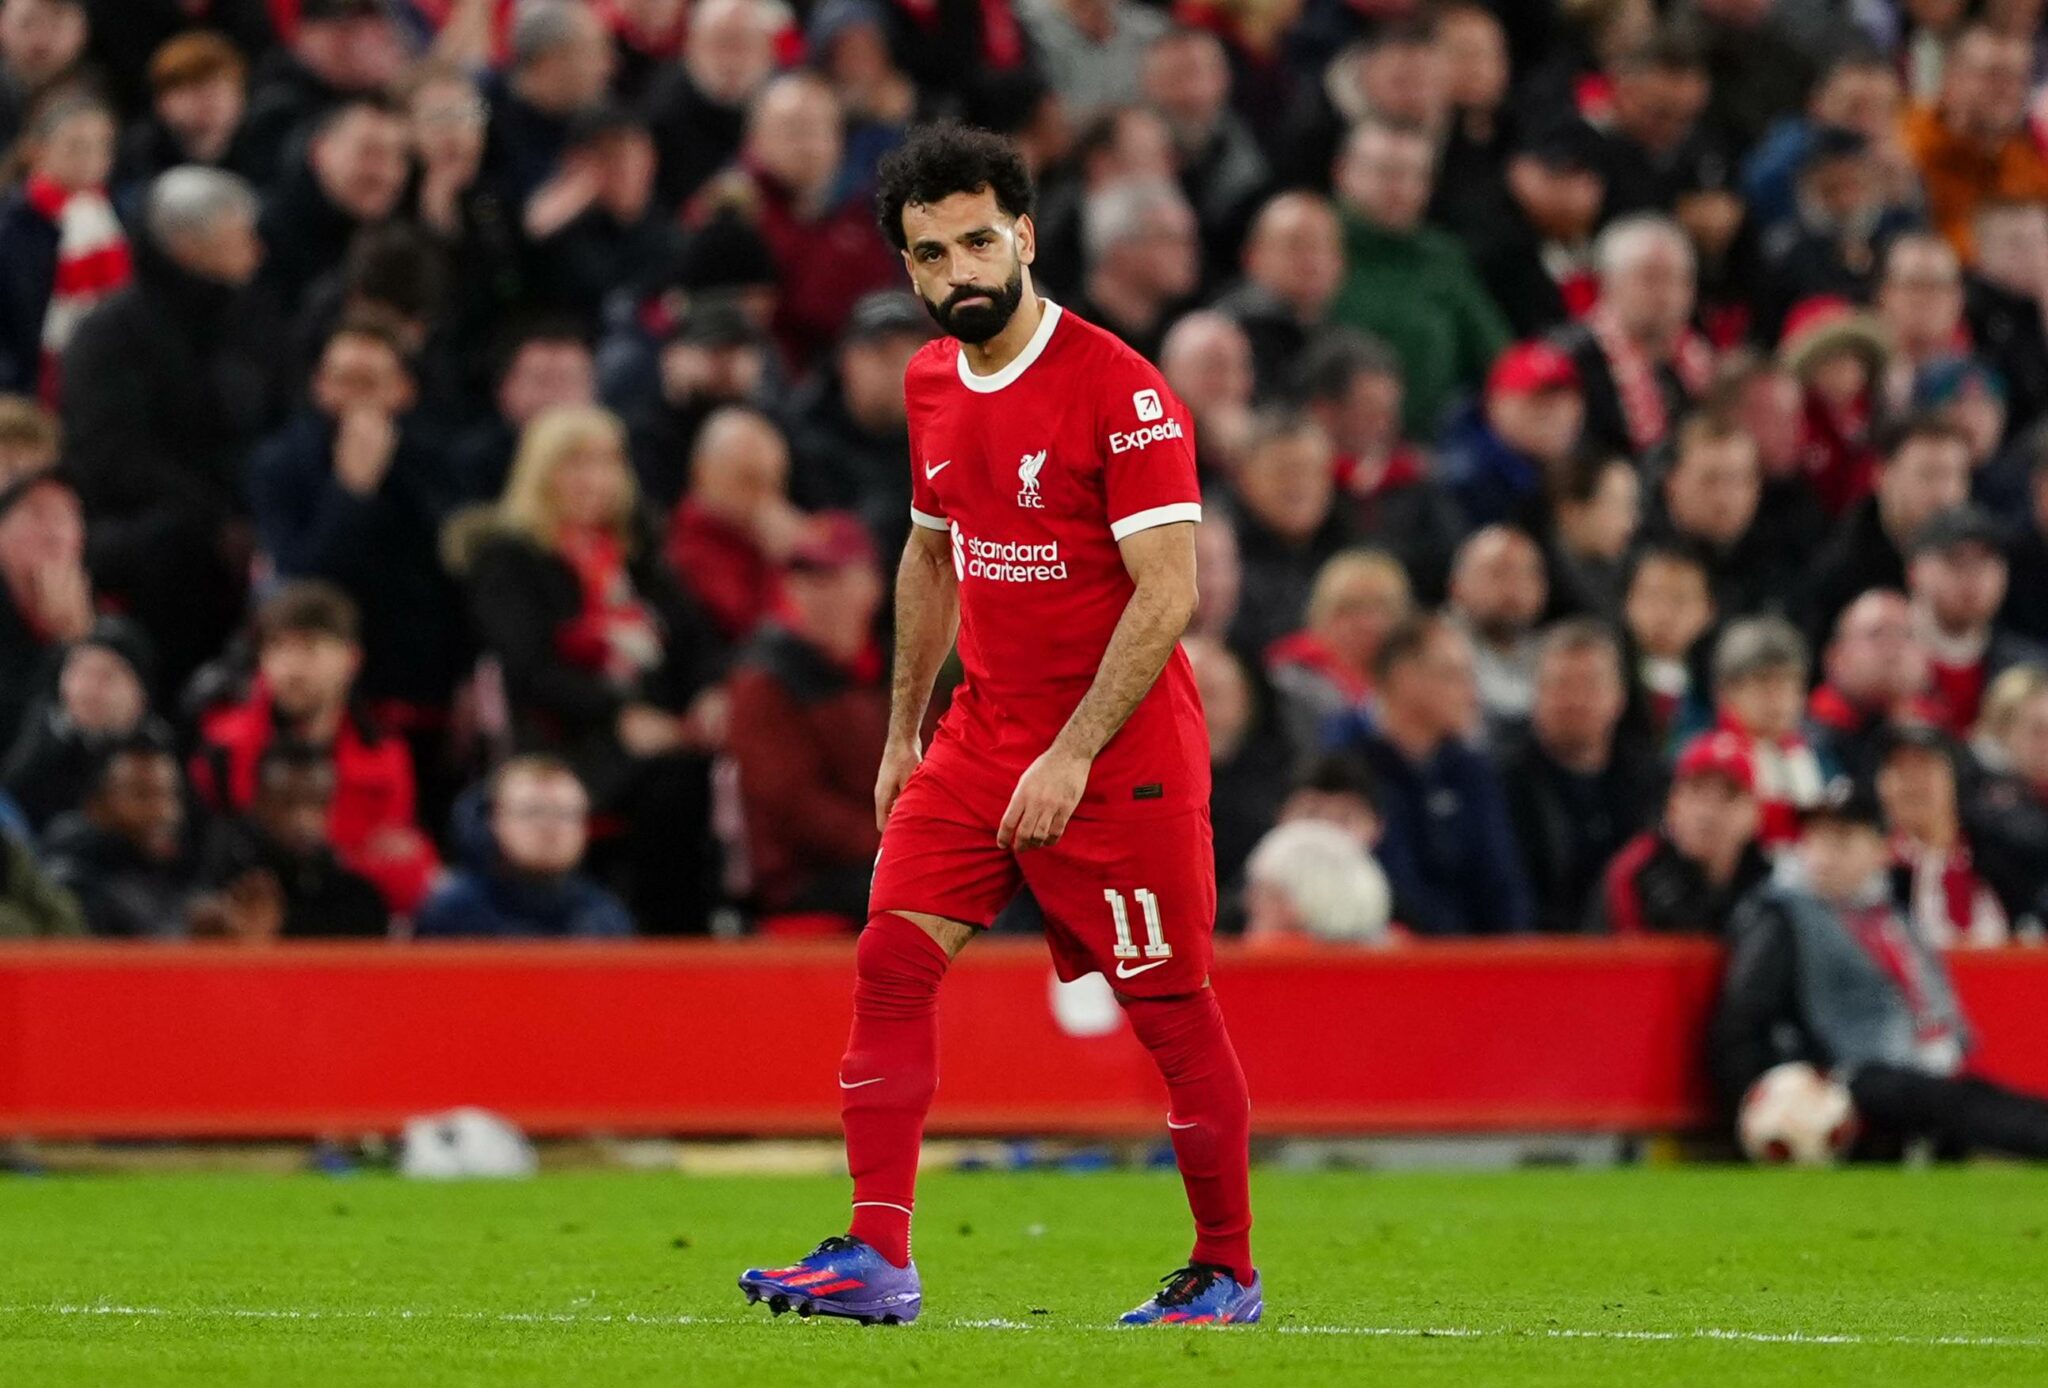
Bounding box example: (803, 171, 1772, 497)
(1104, 887, 1172, 959)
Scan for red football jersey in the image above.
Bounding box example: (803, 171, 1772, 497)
(905, 301, 1210, 821)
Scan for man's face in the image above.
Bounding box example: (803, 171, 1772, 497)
(1451, 532, 1547, 640)
(1507, 157, 1604, 242)
(1829, 593, 1929, 704)
(1111, 197, 1200, 302)
(259, 631, 358, 723)
(690, 418, 787, 524)
(1975, 206, 2048, 298)
(0, 480, 82, 574)
(1625, 556, 1713, 659)
(1876, 745, 1956, 838)
(749, 79, 842, 200)
(252, 761, 338, 860)
(1612, 65, 1707, 154)
(94, 752, 183, 862)
(499, 341, 595, 425)
(60, 645, 143, 735)
(1721, 667, 1806, 740)
(900, 186, 1033, 346)
(408, 75, 487, 171)
(1141, 33, 1229, 141)
(0, 0, 84, 84)
(1246, 197, 1344, 318)
(1803, 152, 1876, 227)
(312, 109, 411, 223)
(171, 208, 262, 286)
(1161, 321, 1253, 415)
(158, 74, 246, 162)
(1665, 773, 1760, 865)
(296, 15, 406, 93)
(1606, 236, 1697, 348)
(312, 333, 412, 418)
(1737, 371, 1805, 477)
(1913, 541, 2008, 634)
(1388, 627, 1480, 740)
(1488, 387, 1584, 464)
(1314, 568, 1408, 669)
(1799, 820, 1890, 901)
(687, 0, 776, 106)
(1944, 31, 2033, 139)
(660, 338, 765, 409)
(1235, 431, 1333, 543)
(1337, 126, 1434, 235)
(38, 107, 113, 189)
(493, 770, 590, 876)
(1534, 646, 1624, 758)
(1438, 9, 1508, 111)
(1879, 438, 1972, 540)
(1667, 434, 1762, 545)
(1879, 241, 1964, 350)
(1814, 65, 1902, 141)
(1357, 41, 1446, 129)
(786, 562, 883, 655)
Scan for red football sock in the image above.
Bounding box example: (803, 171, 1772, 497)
(842, 913, 952, 1268)
(1122, 988, 1255, 1286)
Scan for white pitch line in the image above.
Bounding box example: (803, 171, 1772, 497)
(2, 1304, 2041, 1351)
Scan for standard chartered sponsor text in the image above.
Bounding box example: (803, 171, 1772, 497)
(964, 535, 1069, 582)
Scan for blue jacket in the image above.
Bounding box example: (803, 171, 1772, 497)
(1435, 404, 1542, 531)
(413, 868, 633, 940)
(1327, 714, 1534, 935)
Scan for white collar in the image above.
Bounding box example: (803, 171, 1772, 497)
(956, 299, 1062, 394)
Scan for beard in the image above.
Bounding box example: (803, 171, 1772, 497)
(923, 263, 1025, 344)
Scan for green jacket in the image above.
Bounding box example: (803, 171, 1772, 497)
(1331, 209, 1512, 439)
(0, 833, 84, 938)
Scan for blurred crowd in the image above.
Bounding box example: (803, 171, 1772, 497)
(0, 0, 2046, 956)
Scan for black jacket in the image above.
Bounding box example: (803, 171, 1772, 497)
(258, 162, 385, 314)
(39, 813, 194, 938)
(239, 49, 343, 188)
(0, 189, 56, 393)
(2001, 521, 2048, 646)
(1470, 204, 1575, 339)
(60, 240, 290, 689)
(1965, 772, 2048, 927)
(1211, 281, 1316, 403)
(1551, 319, 1699, 462)
(643, 69, 747, 214)
(198, 817, 389, 939)
(1801, 497, 1904, 647)
(1590, 827, 1770, 937)
(1965, 275, 2048, 440)
(1228, 508, 1353, 659)
(0, 583, 57, 753)
(1498, 726, 1664, 935)
(783, 371, 911, 557)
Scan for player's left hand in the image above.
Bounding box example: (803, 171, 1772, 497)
(998, 746, 1091, 851)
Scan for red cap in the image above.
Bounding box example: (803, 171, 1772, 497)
(1778, 294, 1856, 347)
(1486, 341, 1580, 398)
(1673, 731, 1756, 794)
(786, 511, 879, 573)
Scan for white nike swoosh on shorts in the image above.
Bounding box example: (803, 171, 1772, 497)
(1114, 959, 1170, 979)
(925, 460, 951, 479)
(838, 1076, 886, 1089)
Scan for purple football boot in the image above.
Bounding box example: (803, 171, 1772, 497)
(738, 1236, 922, 1325)
(1118, 1263, 1263, 1326)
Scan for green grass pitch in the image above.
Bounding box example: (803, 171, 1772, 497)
(3, 1166, 2047, 1386)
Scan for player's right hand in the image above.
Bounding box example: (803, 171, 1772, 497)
(875, 736, 922, 831)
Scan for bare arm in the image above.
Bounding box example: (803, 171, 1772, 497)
(875, 524, 960, 828)
(999, 522, 1198, 849)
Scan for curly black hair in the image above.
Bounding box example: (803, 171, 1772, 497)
(874, 121, 1035, 253)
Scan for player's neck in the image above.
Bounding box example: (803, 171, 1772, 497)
(960, 287, 1045, 378)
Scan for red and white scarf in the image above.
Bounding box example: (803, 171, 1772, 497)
(1585, 306, 1715, 454)
(23, 174, 131, 405)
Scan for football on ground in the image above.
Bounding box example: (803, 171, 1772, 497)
(2, 1167, 2043, 1387)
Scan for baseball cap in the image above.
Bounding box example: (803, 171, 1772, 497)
(1909, 503, 2010, 558)
(1486, 341, 1579, 398)
(786, 512, 879, 573)
(669, 294, 761, 349)
(843, 291, 935, 346)
(1801, 776, 1885, 831)
(1673, 732, 1755, 794)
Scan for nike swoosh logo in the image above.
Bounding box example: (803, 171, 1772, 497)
(838, 1076, 885, 1089)
(925, 459, 951, 480)
(1166, 1118, 1198, 1130)
(1114, 959, 1170, 979)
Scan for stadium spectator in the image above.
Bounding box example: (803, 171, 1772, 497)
(2002, 453, 2048, 646)
(1031, 105, 1175, 301)
(78, 0, 270, 120)
(0, 391, 55, 484)
(414, 754, 632, 938)
(1438, 339, 1586, 531)
(1292, 331, 1465, 603)
(458, 405, 725, 933)
(1714, 352, 1832, 566)
(1779, 295, 1891, 518)
(1554, 214, 1711, 459)
(605, 0, 693, 107)
(1876, 722, 2009, 949)
(451, 317, 596, 502)
(0, 806, 78, 935)
(250, 317, 469, 714)
(1587, 35, 1714, 220)
(693, 71, 898, 375)
(1874, 234, 1969, 405)
(1906, 505, 2042, 736)
(1446, 524, 1547, 729)
(2, 616, 160, 831)
(1645, 410, 1791, 620)
(1157, 310, 1255, 469)
(1329, 116, 1509, 438)
(1620, 541, 1715, 745)
(1277, 23, 1446, 196)
(1546, 451, 1640, 623)
(257, 97, 411, 313)
(0, 90, 124, 401)
(1184, 632, 1290, 904)
(1327, 613, 1532, 936)
(191, 740, 389, 940)
(1075, 175, 1200, 363)
(1016, 0, 1167, 123)
(1740, 44, 1908, 230)
(1187, 516, 1242, 649)
(1965, 200, 2048, 432)
(1965, 673, 2048, 931)
(191, 582, 439, 915)
(401, 60, 524, 364)
(1427, 2, 1514, 248)
(1139, 25, 1268, 284)
(807, 0, 922, 196)
(1805, 414, 1974, 646)
(1500, 619, 1659, 933)
(0, 463, 91, 737)
(40, 733, 197, 937)
(666, 405, 802, 644)
(1712, 616, 1826, 848)
(1242, 818, 1392, 947)
(1712, 778, 2048, 1161)
(1264, 549, 1408, 761)
(1213, 192, 1343, 400)
(1274, 749, 1383, 848)
(488, 0, 613, 204)
(1914, 357, 2021, 513)
(521, 105, 674, 331)
(1472, 120, 1604, 338)
(240, 0, 406, 190)
(1594, 729, 1767, 936)
(115, 32, 255, 198)
(784, 291, 929, 548)
(1900, 23, 2048, 263)
(1757, 129, 1917, 335)
(1225, 408, 1347, 658)
(725, 513, 887, 925)
(643, 0, 779, 214)
(0, 0, 86, 153)
(1805, 589, 1934, 790)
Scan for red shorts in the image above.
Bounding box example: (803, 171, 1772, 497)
(868, 748, 1217, 997)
